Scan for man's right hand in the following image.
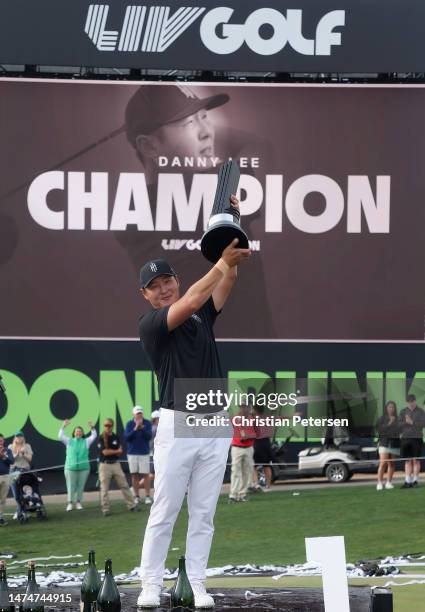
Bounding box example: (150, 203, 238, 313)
(221, 238, 251, 268)
(166, 237, 250, 332)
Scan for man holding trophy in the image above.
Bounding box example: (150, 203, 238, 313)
(137, 163, 251, 609)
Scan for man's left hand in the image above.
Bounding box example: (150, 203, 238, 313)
(230, 194, 239, 210)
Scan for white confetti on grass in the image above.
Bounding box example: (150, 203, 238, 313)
(12, 555, 83, 565)
(381, 579, 425, 587)
(5, 554, 425, 587)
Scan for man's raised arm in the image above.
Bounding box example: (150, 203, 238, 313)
(167, 234, 250, 331)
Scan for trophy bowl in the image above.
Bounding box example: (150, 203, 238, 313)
(201, 160, 249, 263)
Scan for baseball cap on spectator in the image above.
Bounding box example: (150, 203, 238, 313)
(407, 394, 416, 402)
(14, 431, 24, 437)
(125, 84, 229, 146)
(133, 406, 144, 415)
(151, 410, 160, 420)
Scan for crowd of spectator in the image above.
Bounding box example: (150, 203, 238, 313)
(0, 405, 155, 524)
(0, 394, 424, 525)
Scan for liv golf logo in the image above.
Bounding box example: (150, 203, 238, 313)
(84, 5, 345, 55)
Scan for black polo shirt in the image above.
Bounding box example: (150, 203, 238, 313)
(97, 433, 121, 463)
(139, 297, 222, 411)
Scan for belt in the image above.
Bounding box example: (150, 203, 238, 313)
(102, 460, 118, 464)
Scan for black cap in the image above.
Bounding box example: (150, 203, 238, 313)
(407, 394, 416, 402)
(125, 84, 229, 146)
(140, 259, 176, 288)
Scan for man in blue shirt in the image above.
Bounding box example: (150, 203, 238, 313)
(0, 434, 13, 525)
(124, 407, 152, 505)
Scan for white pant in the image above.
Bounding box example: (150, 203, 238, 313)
(230, 445, 254, 499)
(140, 408, 231, 585)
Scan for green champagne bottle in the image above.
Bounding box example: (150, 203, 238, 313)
(170, 557, 194, 611)
(19, 562, 44, 612)
(0, 561, 15, 612)
(81, 551, 102, 612)
(96, 560, 121, 612)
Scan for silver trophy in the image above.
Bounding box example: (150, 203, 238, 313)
(201, 160, 249, 263)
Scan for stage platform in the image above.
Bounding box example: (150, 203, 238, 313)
(48, 585, 372, 611)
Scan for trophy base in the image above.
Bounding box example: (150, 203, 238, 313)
(201, 224, 249, 263)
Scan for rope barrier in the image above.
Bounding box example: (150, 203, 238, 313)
(9, 453, 425, 477)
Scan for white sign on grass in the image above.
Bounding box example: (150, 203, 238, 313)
(305, 536, 350, 612)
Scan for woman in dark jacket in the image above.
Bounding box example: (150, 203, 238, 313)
(376, 401, 400, 490)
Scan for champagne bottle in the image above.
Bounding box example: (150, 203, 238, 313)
(170, 557, 194, 611)
(0, 562, 15, 612)
(96, 560, 121, 612)
(80, 551, 102, 612)
(19, 562, 43, 612)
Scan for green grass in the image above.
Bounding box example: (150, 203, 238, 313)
(4, 486, 425, 610)
(4, 485, 425, 571)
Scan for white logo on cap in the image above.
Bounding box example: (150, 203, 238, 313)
(176, 84, 197, 99)
(150, 262, 158, 272)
